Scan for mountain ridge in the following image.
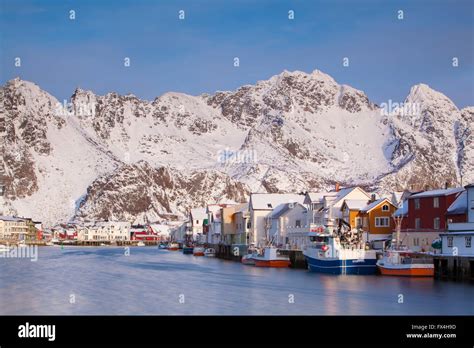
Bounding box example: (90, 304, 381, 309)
(1, 69, 472, 225)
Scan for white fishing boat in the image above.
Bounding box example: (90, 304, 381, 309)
(137, 241, 145, 247)
(193, 246, 205, 256)
(302, 202, 377, 275)
(376, 216, 434, 277)
(204, 248, 216, 257)
(45, 241, 54, 246)
(168, 242, 179, 251)
(304, 230, 377, 275)
(252, 246, 291, 268)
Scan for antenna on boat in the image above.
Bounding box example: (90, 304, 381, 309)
(393, 214, 403, 249)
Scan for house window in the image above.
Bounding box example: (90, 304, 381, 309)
(466, 236, 472, 248)
(434, 217, 440, 230)
(413, 238, 419, 246)
(355, 217, 362, 228)
(295, 220, 301, 228)
(447, 237, 453, 248)
(363, 217, 369, 228)
(414, 199, 420, 209)
(433, 197, 439, 208)
(195, 220, 199, 225)
(375, 217, 389, 227)
(247, 221, 251, 229)
(382, 204, 389, 212)
(415, 218, 421, 230)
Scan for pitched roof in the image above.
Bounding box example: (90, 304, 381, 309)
(0, 216, 25, 222)
(342, 199, 369, 210)
(270, 202, 307, 219)
(333, 187, 371, 206)
(190, 207, 207, 220)
(446, 191, 467, 215)
(250, 193, 305, 210)
(361, 198, 394, 213)
(409, 187, 464, 199)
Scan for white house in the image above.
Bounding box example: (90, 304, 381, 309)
(0, 216, 29, 240)
(268, 202, 308, 250)
(440, 183, 474, 256)
(248, 193, 305, 247)
(190, 207, 207, 242)
(233, 203, 251, 245)
(77, 221, 131, 242)
(205, 204, 226, 244)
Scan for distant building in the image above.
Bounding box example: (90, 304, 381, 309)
(249, 193, 305, 247)
(268, 202, 308, 250)
(341, 197, 398, 242)
(190, 208, 207, 242)
(440, 184, 474, 257)
(0, 216, 29, 240)
(78, 222, 131, 242)
(400, 187, 464, 252)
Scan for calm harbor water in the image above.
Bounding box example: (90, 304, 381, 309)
(0, 246, 472, 315)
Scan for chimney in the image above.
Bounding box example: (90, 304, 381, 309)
(370, 194, 376, 203)
(444, 181, 449, 189)
(335, 182, 340, 192)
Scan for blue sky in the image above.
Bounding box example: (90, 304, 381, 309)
(0, 0, 473, 107)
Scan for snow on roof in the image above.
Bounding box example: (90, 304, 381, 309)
(250, 193, 305, 210)
(409, 187, 464, 199)
(0, 216, 25, 222)
(270, 202, 306, 219)
(342, 199, 369, 210)
(361, 198, 393, 213)
(333, 187, 370, 205)
(234, 202, 249, 214)
(446, 190, 467, 215)
(190, 207, 207, 220)
(305, 192, 328, 203)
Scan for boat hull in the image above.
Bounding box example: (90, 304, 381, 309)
(305, 255, 377, 275)
(168, 247, 179, 251)
(377, 265, 434, 277)
(241, 256, 255, 265)
(254, 259, 290, 268)
(193, 252, 204, 256)
(182, 247, 194, 254)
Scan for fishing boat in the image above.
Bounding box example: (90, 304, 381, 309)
(204, 248, 216, 257)
(304, 230, 377, 275)
(158, 243, 167, 249)
(241, 247, 259, 265)
(193, 246, 205, 256)
(376, 216, 434, 277)
(183, 245, 194, 254)
(376, 249, 434, 276)
(168, 242, 179, 251)
(45, 241, 54, 246)
(252, 246, 291, 268)
(137, 241, 145, 247)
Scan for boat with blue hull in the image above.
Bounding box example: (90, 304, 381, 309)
(303, 231, 377, 275)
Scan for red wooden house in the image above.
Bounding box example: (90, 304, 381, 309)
(399, 187, 464, 251)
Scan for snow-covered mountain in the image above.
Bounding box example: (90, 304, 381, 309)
(1, 70, 472, 225)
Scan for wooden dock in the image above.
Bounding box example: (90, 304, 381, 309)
(433, 255, 474, 282)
